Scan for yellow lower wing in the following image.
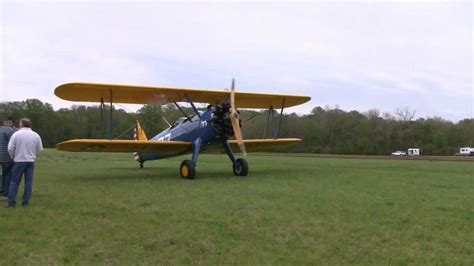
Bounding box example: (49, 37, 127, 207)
(56, 138, 301, 155)
(56, 139, 192, 156)
(205, 138, 302, 153)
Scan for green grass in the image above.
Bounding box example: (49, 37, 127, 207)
(1, 149, 473, 264)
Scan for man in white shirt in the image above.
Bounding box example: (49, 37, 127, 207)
(7, 118, 43, 207)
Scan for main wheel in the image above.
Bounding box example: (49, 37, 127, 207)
(180, 160, 196, 179)
(233, 158, 249, 176)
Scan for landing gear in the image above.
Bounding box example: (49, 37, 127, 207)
(179, 138, 201, 179)
(180, 160, 196, 179)
(233, 158, 248, 176)
(221, 140, 249, 177)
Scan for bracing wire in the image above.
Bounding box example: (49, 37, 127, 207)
(114, 123, 137, 140)
(115, 103, 162, 129)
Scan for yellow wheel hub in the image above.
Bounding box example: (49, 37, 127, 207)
(181, 165, 189, 177)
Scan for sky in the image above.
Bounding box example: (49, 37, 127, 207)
(1, 0, 473, 121)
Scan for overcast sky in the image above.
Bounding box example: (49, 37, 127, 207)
(1, 1, 472, 121)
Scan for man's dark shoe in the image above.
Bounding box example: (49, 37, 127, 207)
(21, 203, 29, 207)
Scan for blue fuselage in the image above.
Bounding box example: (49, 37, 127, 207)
(140, 109, 217, 161)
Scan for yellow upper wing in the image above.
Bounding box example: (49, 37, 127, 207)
(55, 82, 311, 109)
(56, 139, 192, 155)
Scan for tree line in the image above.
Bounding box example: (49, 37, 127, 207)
(0, 99, 472, 155)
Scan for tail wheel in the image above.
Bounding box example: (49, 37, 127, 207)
(180, 160, 196, 179)
(233, 158, 249, 176)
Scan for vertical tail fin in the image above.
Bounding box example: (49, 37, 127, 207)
(133, 120, 148, 162)
(134, 120, 148, 141)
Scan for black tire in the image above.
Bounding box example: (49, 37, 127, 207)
(233, 158, 249, 176)
(180, 160, 196, 179)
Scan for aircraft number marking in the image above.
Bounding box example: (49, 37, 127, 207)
(158, 133, 172, 141)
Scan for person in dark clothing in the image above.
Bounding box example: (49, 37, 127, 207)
(0, 116, 16, 197)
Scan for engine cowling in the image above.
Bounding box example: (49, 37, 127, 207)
(211, 103, 241, 140)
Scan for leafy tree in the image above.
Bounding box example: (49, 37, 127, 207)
(0, 99, 473, 155)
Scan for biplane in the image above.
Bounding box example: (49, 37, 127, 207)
(55, 80, 311, 179)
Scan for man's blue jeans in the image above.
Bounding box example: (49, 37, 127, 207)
(1, 162, 14, 196)
(8, 162, 35, 206)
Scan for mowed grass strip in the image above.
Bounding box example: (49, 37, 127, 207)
(0, 149, 473, 264)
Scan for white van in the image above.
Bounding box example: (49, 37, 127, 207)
(408, 148, 420, 156)
(459, 147, 474, 156)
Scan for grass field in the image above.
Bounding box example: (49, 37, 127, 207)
(1, 149, 473, 264)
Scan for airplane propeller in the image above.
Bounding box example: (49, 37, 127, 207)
(229, 79, 247, 156)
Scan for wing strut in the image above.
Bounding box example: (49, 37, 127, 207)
(185, 94, 201, 119)
(100, 97, 105, 138)
(263, 106, 273, 139)
(173, 101, 190, 121)
(108, 89, 113, 140)
(273, 98, 286, 138)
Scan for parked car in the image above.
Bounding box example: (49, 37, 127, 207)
(391, 151, 407, 156)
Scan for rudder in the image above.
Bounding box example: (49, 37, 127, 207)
(133, 120, 148, 163)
